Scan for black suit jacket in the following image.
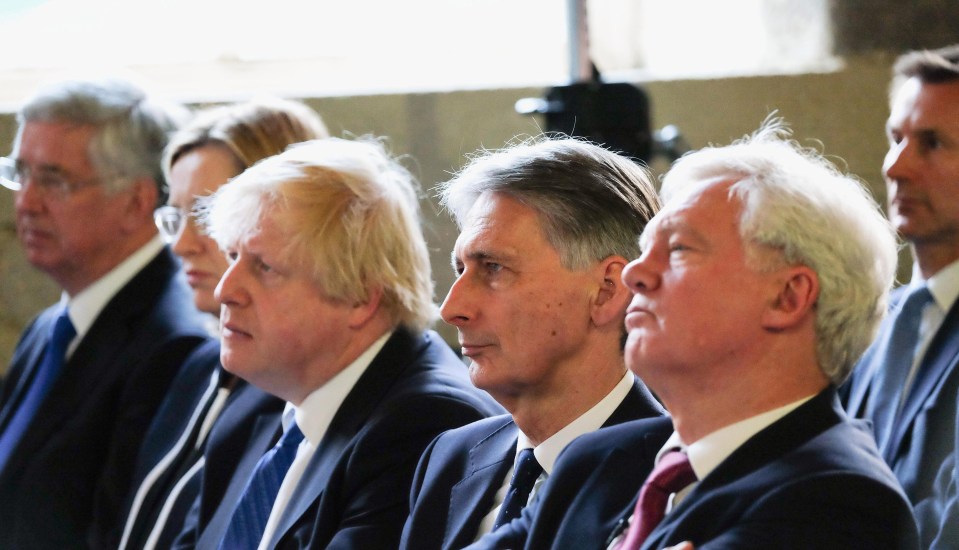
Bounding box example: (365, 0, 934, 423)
(181, 329, 503, 550)
(473, 388, 919, 550)
(400, 376, 664, 550)
(0, 248, 209, 549)
(844, 287, 959, 506)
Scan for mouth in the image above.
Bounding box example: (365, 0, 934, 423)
(459, 342, 492, 358)
(184, 269, 213, 286)
(221, 319, 252, 340)
(624, 305, 653, 330)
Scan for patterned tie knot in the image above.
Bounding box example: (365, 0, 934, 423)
(493, 448, 544, 529)
(218, 420, 305, 549)
(510, 448, 543, 493)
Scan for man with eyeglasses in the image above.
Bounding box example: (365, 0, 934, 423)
(0, 79, 209, 549)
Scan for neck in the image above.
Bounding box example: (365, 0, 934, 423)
(504, 362, 626, 445)
(912, 242, 959, 280)
(656, 352, 826, 445)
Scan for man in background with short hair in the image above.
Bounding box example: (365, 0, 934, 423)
(0, 79, 209, 549)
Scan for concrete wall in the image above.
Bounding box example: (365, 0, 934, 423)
(0, 51, 906, 371)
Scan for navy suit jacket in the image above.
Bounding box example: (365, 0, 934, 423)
(181, 329, 503, 550)
(0, 248, 209, 549)
(844, 286, 959, 505)
(116, 338, 232, 550)
(400, 376, 664, 550)
(473, 388, 919, 550)
(173, 379, 286, 549)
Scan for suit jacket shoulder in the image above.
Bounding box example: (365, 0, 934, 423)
(402, 375, 665, 550)
(191, 329, 502, 550)
(0, 247, 210, 550)
(645, 389, 919, 550)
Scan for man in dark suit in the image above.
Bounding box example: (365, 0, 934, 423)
(114, 98, 329, 550)
(400, 138, 665, 550)
(174, 137, 503, 549)
(866, 44, 959, 548)
(0, 79, 209, 548)
(471, 122, 919, 549)
(843, 43, 959, 520)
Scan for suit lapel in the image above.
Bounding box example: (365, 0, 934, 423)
(884, 300, 959, 464)
(268, 329, 424, 548)
(445, 419, 517, 548)
(1, 250, 181, 479)
(641, 389, 841, 550)
(0, 311, 53, 434)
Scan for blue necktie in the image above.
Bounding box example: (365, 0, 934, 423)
(493, 448, 543, 530)
(869, 284, 933, 450)
(0, 307, 75, 473)
(219, 421, 305, 550)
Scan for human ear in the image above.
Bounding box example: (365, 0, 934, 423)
(761, 266, 819, 331)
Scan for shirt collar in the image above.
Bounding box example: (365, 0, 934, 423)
(912, 257, 959, 314)
(661, 393, 815, 481)
(290, 330, 393, 445)
(516, 370, 634, 474)
(65, 236, 165, 341)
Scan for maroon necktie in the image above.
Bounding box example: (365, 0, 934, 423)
(616, 450, 697, 550)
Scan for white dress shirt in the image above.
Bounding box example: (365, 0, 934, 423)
(257, 331, 392, 550)
(474, 370, 636, 540)
(900, 259, 959, 403)
(62, 236, 165, 358)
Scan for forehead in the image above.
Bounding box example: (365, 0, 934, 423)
(453, 192, 551, 255)
(644, 177, 739, 240)
(889, 77, 959, 129)
(16, 121, 97, 169)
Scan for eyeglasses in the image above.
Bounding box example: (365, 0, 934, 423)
(0, 156, 103, 198)
(154, 205, 197, 243)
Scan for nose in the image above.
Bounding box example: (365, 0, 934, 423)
(622, 252, 659, 294)
(883, 140, 916, 184)
(215, 260, 248, 308)
(13, 175, 45, 215)
(171, 216, 204, 259)
(440, 274, 475, 327)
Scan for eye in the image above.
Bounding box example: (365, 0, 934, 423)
(452, 260, 465, 277)
(484, 261, 503, 274)
(256, 259, 273, 273)
(226, 250, 239, 263)
(919, 132, 942, 151)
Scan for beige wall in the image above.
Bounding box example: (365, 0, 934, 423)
(0, 52, 905, 371)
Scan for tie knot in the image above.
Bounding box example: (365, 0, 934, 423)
(51, 309, 76, 345)
(510, 448, 543, 490)
(280, 422, 305, 450)
(898, 284, 932, 317)
(648, 450, 696, 495)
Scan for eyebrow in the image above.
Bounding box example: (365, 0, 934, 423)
(450, 248, 513, 268)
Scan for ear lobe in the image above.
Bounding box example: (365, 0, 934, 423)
(348, 286, 383, 329)
(762, 266, 819, 331)
(592, 256, 631, 328)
